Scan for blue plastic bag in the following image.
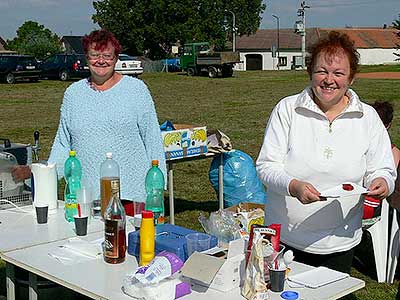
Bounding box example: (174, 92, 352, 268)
(209, 150, 267, 208)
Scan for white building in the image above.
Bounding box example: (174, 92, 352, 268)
(235, 27, 400, 71)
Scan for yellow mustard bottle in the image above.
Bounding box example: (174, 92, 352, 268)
(139, 210, 155, 266)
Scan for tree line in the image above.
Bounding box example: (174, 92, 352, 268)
(4, 6, 400, 61)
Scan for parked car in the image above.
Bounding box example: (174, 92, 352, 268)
(39, 54, 90, 81)
(114, 54, 143, 76)
(0, 54, 41, 84)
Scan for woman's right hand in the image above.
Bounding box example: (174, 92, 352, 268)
(289, 179, 321, 204)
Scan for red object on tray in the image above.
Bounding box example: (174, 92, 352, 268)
(342, 184, 354, 191)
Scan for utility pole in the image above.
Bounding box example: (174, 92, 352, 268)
(225, 10, 236, 52)
(272, 14, 280, 70)
(297, 1, 310, 69)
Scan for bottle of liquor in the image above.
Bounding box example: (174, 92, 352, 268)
(145, 160, 165, 225)
(100, 152, 120, 219)
(104, 193, 126, 264)
(64, 150, 82, 222)
(140, 210, 155, 266)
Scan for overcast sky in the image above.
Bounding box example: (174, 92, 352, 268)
(1, 0, 399, 41)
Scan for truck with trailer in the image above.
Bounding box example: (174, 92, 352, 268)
(180, 42, 240, 78)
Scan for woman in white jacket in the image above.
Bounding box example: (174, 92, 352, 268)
(256, 31, 396, 273)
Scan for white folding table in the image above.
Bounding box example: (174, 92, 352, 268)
(1, 236, 365, 300)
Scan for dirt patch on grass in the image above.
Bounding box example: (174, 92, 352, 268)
(356, 72, 400, 79)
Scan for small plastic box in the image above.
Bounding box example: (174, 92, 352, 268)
(128, 224, 217, 262)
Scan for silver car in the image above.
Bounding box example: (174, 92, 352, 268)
(114, 54, 143, 76)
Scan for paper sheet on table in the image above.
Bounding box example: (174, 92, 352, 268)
(319, 183, 368, 198)
(48, 237, 103, 265)
(287, 266, 349, 288)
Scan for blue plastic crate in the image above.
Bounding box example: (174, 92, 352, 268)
(128, 224, 217, 262)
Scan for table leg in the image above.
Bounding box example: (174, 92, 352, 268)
(28, 273, 38, 300)
(6, 263, 15, 300)
(218, 154, 224, 210)
(168, 163, 175, 225)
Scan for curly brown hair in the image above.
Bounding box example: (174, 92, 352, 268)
(372, 101, 394, 127)
(82, 29, 121, 56)
(306, 31, 359, 81)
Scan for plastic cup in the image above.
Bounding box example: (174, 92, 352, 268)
(35, 205, 48, 224)
(74, 216, 88, 236)
(77, 186, 93, 221)
(92, 199, 101, 219)
(185, 233, 211, 257)
(269, 269, 286, 292)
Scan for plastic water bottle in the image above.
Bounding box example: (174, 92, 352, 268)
(140, 210, 155, 266)
(100, 152, 120, 219)
(64, 150, 82, 222)
(145, 160, 165, 225)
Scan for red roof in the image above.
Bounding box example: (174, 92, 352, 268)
(236, 27, 399, 51)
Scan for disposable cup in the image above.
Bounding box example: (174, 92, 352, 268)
(185, 233, 211, 257)
(77, 187, 93, 220)
(74, 215, 88, 236)
(269, 269, 286, 292)
(92, 199, 101, 219)
(35, 205, 48, 224)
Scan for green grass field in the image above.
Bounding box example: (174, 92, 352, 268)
(1, 67, 400, 299)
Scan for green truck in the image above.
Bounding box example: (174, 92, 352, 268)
(180, 42, 240, 78)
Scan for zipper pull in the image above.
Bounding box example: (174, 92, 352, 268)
(329, 122, 332, 133)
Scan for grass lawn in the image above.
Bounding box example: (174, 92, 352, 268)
(1, 67, 400, 299)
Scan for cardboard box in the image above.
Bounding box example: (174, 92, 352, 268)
(181, 238, 246, 292)
(161, 125, 208, 160)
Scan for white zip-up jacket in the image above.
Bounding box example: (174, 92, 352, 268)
(256, 87, 396, 254)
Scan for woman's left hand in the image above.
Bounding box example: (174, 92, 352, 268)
(367, 177, 389, 199)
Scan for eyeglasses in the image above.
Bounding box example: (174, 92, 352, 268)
(87, 52, 115, 61)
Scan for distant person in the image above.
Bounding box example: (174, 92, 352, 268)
(12, 29, 166, 215)
(363, 101, 400, 219)
(256, 31, 396, 273)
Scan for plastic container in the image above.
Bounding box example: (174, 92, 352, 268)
(145, 160, 165, 225)
(140, 210, 155, 266)
(64, 150, 82, 222)
(100, 152, 120, 219)
(128, 224, 218, 262)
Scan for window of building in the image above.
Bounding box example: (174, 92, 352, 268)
(278, 57, 287, 66)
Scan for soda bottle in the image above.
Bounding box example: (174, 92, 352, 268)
(139, 210, 155, 266)
(145, 160, 165, 225)
(104, 193, 126, 264)
(64, 150, 82, 222)
(100, 152, 120, 219)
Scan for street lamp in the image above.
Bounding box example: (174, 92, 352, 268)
(272, 14, 280, 70)
(225, 10, 236, 52)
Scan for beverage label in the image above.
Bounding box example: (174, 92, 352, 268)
(105, 219, 119, 258)
(153, 211, 165, 225)
(110, 179, 120, 198)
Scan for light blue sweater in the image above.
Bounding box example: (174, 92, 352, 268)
(48, 75, 167, 202)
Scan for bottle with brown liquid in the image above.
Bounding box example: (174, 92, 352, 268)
(104, 193, 126, 264)
(100, 152, 120, 219)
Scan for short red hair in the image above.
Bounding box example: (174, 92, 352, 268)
(306, 31, 359, 81)
(82, 29, 121, 56)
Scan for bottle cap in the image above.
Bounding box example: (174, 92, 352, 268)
(142, 210, 154, 218)
(106, 152, 113, 159)
(280, 291, 299, 300)
(69, 150, 76, 156)
(151, 159, 159, 166)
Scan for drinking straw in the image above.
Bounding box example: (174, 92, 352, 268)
(78, 203, 81, 217)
